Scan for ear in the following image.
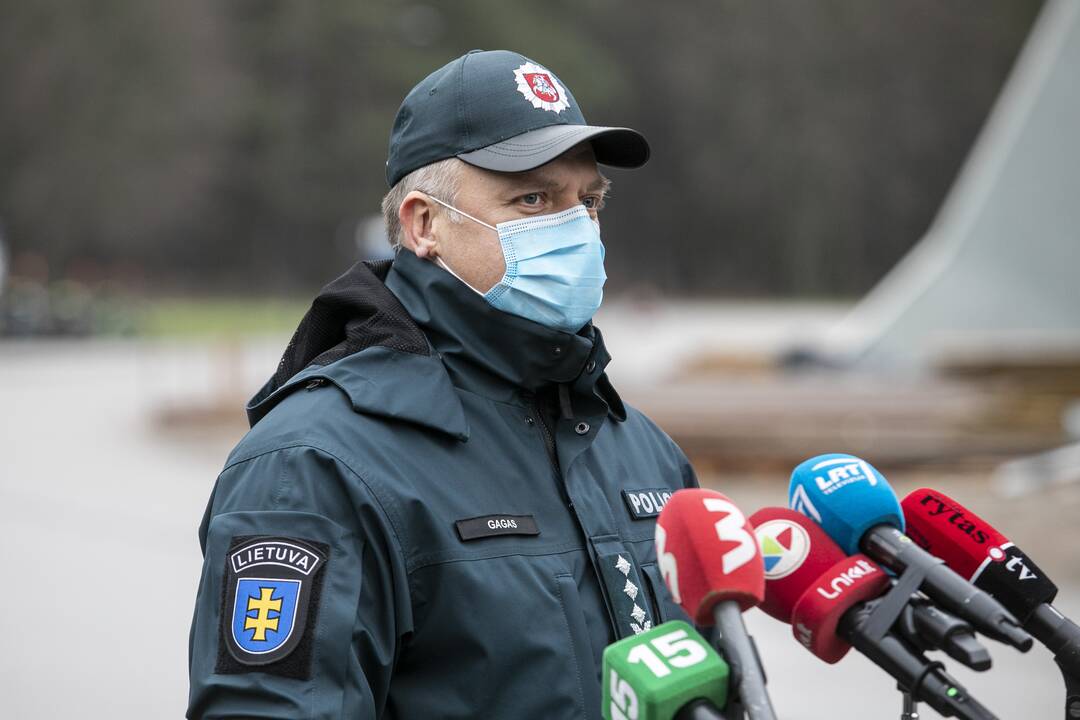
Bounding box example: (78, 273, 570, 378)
(398, 191, 439, 259)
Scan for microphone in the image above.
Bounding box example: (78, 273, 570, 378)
(750, 507, 837, 624)
(754, 506, 989, 669)
(751, 507, 999, 720)
(656, 489, 776, 720)
(902, 487, 1080, 677)
(787, 453, 1033, 651)
(602, 620, 730, 720)
(897, 594, 992, 671)
(751, 506, 986, 668)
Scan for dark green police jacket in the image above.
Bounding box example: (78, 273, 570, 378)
(187, 250, 697, 719)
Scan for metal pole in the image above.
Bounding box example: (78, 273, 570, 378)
(901, 691, 920, 720)
(713, 602, 776, 720)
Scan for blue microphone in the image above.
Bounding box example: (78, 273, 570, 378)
(788, 453, 1032, 651)
(786, 453, 904, 554)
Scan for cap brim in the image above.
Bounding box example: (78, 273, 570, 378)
(457, 124, 650, 174)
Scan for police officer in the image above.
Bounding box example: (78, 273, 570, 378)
(188, 49, 698, 719)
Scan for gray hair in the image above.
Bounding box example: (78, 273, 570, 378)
(380, 158, 464, 249)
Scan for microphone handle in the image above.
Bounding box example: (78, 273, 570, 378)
(1024, 601, 1080, 719)
(904, 597, 991, 671)
(712, 601, 776, 720)
(1029, 604, 1080, 679)
(674, 698, 730, 720)
(861, 526, 1032, 650)
(840, 604, 998, 720)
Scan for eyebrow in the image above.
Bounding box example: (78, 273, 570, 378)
(514, 172, 562, 192)
(590, 174, 612, 194)
(501, 169, 611, 195)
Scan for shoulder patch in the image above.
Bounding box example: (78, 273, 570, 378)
(622, 488, 674, 520)
(215, 536, 329, 678)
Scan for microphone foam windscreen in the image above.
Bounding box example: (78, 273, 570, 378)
(900, 487, 1009, 578)
(790, 553, 890, 663)
(750, 507, 841, 623)
(656, 489, 765, 624)
(788, 453, 904, 555)
(902, 487, 1057, 619)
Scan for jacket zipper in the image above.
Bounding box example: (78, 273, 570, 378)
(533, 399, 562, 481)
(527, 390, 575, 513)
(537, 405, 579, 515)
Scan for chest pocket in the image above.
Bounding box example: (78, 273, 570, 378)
(397, 554, 604, 720)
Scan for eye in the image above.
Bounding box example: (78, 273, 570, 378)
(520, 192, 542, 206)
(582, 195, 605, 211)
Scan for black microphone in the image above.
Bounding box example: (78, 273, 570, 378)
(840, 599, 998, 720)
(897, 594, 991, 671)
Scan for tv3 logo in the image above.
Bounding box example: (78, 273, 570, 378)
(656, 498, 756, 604)
(608, 629, 708, 720)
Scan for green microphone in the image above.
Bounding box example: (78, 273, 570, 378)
(602, 620, 730, 720)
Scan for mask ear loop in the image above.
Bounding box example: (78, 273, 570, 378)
(425, 194, 497, 231)
(421, 193, 495, 296)
(433, 256, 484, 297)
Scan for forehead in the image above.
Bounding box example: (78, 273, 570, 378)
(462, 144, 603, 194)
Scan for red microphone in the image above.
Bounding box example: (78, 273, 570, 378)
(749, 507, 841, 623)
(753, 509, 998, 719)
(791, 554, 891, 663)
(902, 487, 1080, 694)
(901, 488, 1057, 620)
(751, 507, 888, 662)
(656, 489, 775, 720)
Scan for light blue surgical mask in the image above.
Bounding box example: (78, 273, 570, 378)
(427, 196, 606, 333)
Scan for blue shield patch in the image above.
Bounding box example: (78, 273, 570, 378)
(218, 535, 328, 669)
(232, 578, 302, 655)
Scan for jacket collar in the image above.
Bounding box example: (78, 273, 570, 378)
(246, 250, 626, 440)
(245, 259, 470, 439)
(385, 249, 625, 420)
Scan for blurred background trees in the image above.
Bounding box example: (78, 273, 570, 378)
(0, 0, 1042, 300)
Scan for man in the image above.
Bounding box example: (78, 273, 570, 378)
(188, 49, 698, 719)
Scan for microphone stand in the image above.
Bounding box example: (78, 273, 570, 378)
(1028, 604, 1080, 719)
(900, 689, 920, 720)
(1060, 665, 1080, 720)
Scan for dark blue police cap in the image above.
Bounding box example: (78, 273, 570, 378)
(386, 49, 650, 187)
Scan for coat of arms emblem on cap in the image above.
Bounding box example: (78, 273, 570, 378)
(513, 62, 570, 114)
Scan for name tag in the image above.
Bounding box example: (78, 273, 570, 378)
(455, 514, 540, 541)
(622, 488, 674, 520)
